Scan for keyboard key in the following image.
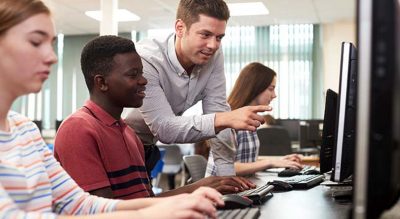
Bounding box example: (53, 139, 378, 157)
(217, 208, 261, 219)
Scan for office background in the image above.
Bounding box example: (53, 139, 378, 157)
(10, 0, 356, 130)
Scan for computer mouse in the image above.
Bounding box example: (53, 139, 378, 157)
(269, 180, 293, 191)
(302, 169, 321, 175)
(218, 194, 253, 210)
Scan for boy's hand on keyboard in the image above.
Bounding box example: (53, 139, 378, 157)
(194, 176, 256, 194)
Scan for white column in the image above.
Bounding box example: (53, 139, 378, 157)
(27, 93, 36, 120)
(100, 0, 118, 36)
(36, 91, 42, 121)
(56, 34, 64, 121)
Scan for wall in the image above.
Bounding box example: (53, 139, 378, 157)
(322, 20, 356, 93)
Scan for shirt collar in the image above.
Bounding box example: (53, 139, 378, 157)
(168, 33, 205, 77)
(84, 100, 125, 127)
(167, 34, 186, 77)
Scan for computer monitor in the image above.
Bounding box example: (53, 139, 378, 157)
(331, 42, 358, 182)
(319, 89, 338, 174)
(353, 0, 400, 218)
(299, 120, 323, 149)
(275, 119, 300, 141)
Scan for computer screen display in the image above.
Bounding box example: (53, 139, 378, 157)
(319, 89, 338, 174)
(299, 120, 323, 149)
(275, 119, 300, 142)
(332, 42, 357, 182)
(353, 0, 400, 218)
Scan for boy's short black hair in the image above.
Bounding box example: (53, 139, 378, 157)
(80, 35, 136, 92)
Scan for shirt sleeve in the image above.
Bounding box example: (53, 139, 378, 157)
(0, 182, 58, 219)
(198, 50, 236, 176)
(54, 116, 111, 192)
(201, 49, 231, 114)
(138, 58, 216, 144)
(43, 143, 120, 215)
(0, 142, 119, 218)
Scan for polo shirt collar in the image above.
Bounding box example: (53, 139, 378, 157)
(84, 100, 124, 127)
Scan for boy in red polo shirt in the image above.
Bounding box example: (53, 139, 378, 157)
(54, 35, 255, 199)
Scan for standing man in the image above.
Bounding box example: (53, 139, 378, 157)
(125, 0, 270, 176)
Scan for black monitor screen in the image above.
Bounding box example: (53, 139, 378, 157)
(319, 89, 338, 174)
(299, 120, 323, 149)
(332, 42, 357, 182)
(276, 119, 300, 141)
(353, 0, 400, 218)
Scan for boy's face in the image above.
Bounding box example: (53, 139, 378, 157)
(105, 52, 147, 108)
(176, 14, 226, 67)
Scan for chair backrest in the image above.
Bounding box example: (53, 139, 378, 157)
(183, 155, 208, 183)
(150, 148, 166, 179)
(157, 145, 183, 165)
(257, 126, 292, 156)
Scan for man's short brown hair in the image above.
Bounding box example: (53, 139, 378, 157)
(176, 0, 230, 29)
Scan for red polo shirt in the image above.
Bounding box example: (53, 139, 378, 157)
(54, 100, 152, 199)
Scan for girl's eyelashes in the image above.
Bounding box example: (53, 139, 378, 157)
(30, 41, 41, 47)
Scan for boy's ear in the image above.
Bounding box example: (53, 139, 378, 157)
(94, 74, 108, 91)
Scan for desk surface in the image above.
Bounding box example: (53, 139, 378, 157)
(250, 172, 352, 219)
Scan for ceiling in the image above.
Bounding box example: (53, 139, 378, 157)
(44, 0, 356, 35)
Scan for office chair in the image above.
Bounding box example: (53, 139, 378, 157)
(183, 155, 208, 183)
(55, 120, 63, 132)
(157, 144, 184, 190)
(257, 126, 292, 156)
(32, 120, 43, 133)
(150, 148, 165, 194)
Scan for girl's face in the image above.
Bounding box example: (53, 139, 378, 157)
(254, 76, 277, 106)
(0, 13, 57, 98)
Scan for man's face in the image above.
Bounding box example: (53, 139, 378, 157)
(176, 14, 227, 68)
(105, 52, 147, 108)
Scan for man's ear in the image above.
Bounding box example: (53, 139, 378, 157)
(94, 74, 108, 91)
(175, 19, 185, 38)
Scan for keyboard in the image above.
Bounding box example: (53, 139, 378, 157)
(217, 207, 260, 219)
(237, 183, 274, 204)
(282, 174, 324, 189)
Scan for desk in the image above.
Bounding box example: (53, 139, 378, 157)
(250, 172, 352, 219)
